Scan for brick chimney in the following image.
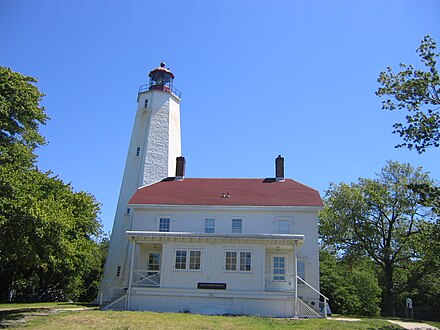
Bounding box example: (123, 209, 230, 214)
(275, 155, 284, 182)
(175, 156, 185, 180)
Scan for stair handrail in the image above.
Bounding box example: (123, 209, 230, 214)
(297, 276, 329, 317)
(98, 273, 129, 305)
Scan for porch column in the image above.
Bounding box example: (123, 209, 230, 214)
(293, 240, 298, 317)
(127, 237, 136, 310)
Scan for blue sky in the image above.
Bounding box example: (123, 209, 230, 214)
(1, 1, 439, 234)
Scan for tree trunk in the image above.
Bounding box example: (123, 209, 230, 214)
(383, 261, 395, 316)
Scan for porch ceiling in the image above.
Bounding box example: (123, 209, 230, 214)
(126, 231, 304, 246)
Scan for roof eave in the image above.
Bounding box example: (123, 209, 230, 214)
(127, 203, 323, 212)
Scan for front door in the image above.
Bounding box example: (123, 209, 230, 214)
(266, 254, 291, 291)
(272, 254, 287, 282)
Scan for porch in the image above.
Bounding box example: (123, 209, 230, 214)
(98, 231, 328, 317)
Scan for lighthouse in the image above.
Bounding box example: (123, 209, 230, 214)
(100, 63, 182, 299)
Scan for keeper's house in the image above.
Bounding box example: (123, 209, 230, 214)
(98, 63, 327, 317)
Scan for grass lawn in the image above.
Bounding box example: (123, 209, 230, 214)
(0, 302, 437, 329)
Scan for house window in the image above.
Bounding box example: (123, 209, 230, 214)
(136, 147, 140, 156)
(204, 218, 215, 233)
(144, 99, 148, 108)
(297, 259, 306, 283)
(175, 250, 187, 269)
(225, 251, 252, 272)
(278, 220, 290, 234)
(189, 251, 201, 270)
(225, 251, 237, 271)
(159, 218, 170, 232)
(116, 266, 121, 277)
(174, 250, 201, 270)
(240, 252, 252, 271)
(231, 219, 242, 233)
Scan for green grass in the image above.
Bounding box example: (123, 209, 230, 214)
(0, 303, 434, 329)
(0, 302, 96, 310)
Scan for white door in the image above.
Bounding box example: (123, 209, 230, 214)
(272, 254, 287, 282)
(266, 254, 291, 292)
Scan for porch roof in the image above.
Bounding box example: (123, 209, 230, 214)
(126, 231, 304, 246)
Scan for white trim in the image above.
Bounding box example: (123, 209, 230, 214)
(129, 204, 322, 212)
(127, 231, 305, 245)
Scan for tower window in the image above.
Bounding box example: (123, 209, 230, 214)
(144, 99, 148, 108)
(136, 147, 140, 156)
(126, 208, 130, 214)
(116, 266, 121, 277)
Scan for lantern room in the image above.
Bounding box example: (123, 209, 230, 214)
(148, 62, 175, 94)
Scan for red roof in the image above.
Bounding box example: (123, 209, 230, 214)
(128, 178, 323, 207)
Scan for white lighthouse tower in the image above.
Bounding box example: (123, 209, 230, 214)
(99, 63, 181, 301)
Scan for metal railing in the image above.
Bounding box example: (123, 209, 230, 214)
(138, 83, 181, 98)
(297, 276, 329, 318)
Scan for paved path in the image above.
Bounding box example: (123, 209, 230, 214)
(388, 320, 439, 330)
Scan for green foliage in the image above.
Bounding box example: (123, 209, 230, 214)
(0, 67, 104, 302)
(377, 35, 440, 153)
(0, 66, 48, 166)
(319, 161, 437, 316)
(320, 250, 381, 316)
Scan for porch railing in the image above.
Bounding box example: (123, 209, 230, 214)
(132, 270, 161, 287)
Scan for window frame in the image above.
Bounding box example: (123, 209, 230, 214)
(277, 219, 290, 234)
(204, 218, 215, 233)
(231, 218, 243, 233)
(158, 217, 171, 232)
(297, 258, 306, 283)
(224, 250, 252, 272)
(174, 249, 202, 271)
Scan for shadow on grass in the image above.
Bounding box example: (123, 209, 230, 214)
(0, 308, 50, 328)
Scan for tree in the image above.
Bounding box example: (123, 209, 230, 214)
(0, 67, 104, 302)
(377, 35, 440, 153)
(319, 161, 437, 316)
(320, 250, 381, 316)
(0, 66, 48, 166)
